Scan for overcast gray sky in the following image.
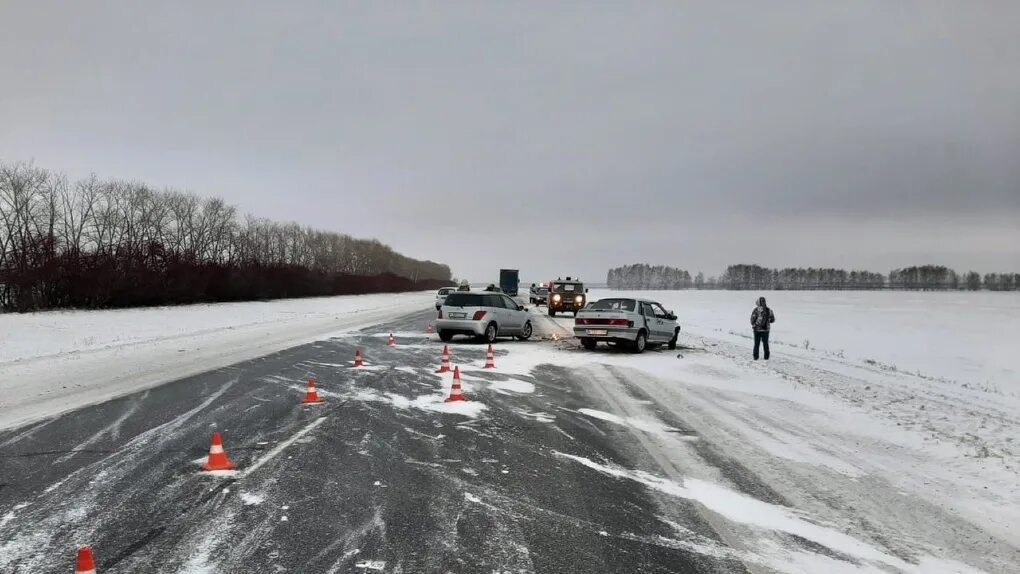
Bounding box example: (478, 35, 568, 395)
(2, 1, 1018, 282)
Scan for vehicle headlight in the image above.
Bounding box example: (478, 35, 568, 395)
(574, 295, 583, 303)
(553, 294, 561, 302)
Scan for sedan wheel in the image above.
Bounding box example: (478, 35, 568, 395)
(517, 321, 533, 341)
(631, 331, 647, 354)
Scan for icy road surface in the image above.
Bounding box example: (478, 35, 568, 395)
(1, 306, 1017, 573)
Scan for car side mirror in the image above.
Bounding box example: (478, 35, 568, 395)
(667, 313, 677, 321)
(585, 288, 589, 293)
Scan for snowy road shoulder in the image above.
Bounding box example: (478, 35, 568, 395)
(0, 292, 433, 431)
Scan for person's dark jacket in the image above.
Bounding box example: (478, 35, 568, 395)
(750, 297, 776, 332)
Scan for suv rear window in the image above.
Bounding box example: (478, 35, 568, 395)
(589, 298, 635, 311)
(483, 294, 506, 308)
(444, 293, 483, 306)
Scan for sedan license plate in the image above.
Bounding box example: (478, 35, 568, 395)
(449, 312, 467, 319)
(587, 329, 609, 336)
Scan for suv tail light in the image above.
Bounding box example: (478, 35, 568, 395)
(472, 310, 487, 321)
(437, 309, 443, 319)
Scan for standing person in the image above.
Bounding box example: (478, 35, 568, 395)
(750, 297, 776, 360)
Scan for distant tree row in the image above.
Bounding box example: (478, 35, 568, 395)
(607, 263, 1019, 291)
(607, 264, 693, 289)
(721, 264, 886, 290)
(0, 161, 452, 311)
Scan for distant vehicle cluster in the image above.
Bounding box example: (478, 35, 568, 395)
(436, 271, 682, 354)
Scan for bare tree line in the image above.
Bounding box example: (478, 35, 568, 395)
(607, 264, 693, 289)
(0, 160, 451, 311)
(608, 263, 1019, 291)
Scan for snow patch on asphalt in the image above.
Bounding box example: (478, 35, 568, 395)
(487, 379, 535, 394)
(513, 409, 555, 423)
(577, 408, 694, 439)
(354, 389, 488, 418)
(200, 469, 239, 478)
(239, 492, 264, 506)
(0, 504, 29, 529)
(243, 416, 329, 476)
(459, 372, 535, 394)
(553, 451, 982, 573)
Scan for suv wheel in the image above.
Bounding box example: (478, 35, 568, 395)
(631, 331, 647, 354)
(481, 322, 498, 344)
(547, 308, 555, 317)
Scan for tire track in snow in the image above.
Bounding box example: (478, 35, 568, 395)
(0, 380, 237, 574)
(54, 391, 150, 464)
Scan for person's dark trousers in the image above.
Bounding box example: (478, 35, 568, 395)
(753, 330, 770, 360)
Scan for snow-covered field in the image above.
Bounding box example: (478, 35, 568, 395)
(0, 292, 433, 431)
(536, 293, 1020, 571)
(591, 289, 1020, 394)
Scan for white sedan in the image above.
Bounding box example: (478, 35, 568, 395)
(574, 297, 680, 353)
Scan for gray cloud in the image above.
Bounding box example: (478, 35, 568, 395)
(2, 1, 1018, 281)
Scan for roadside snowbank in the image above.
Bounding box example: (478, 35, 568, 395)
(0, 292, 433, 431)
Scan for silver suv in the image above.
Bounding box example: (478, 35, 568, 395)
(573, 297, 680, 353)
(437, 292, 534, 343)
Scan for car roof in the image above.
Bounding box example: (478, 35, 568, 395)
(444, 292, 513, 304)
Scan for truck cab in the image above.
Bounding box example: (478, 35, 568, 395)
(547, 277, 587, 316)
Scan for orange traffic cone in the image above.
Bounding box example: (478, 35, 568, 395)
(353, 349, 364, 368)
(201, 432, 236, 471)
(445, 366, 467, 402)
(301, 378, 324, 405)
(426, 323, 434, 334)
(551, 332, 559, 341)
(436, 345, 451, 373)
(75, 547, 96, 574)
(387, 334, 396, 347)
(483, 344, 496, 369)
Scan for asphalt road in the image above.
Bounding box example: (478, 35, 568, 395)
(0, 307, 753, 573)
